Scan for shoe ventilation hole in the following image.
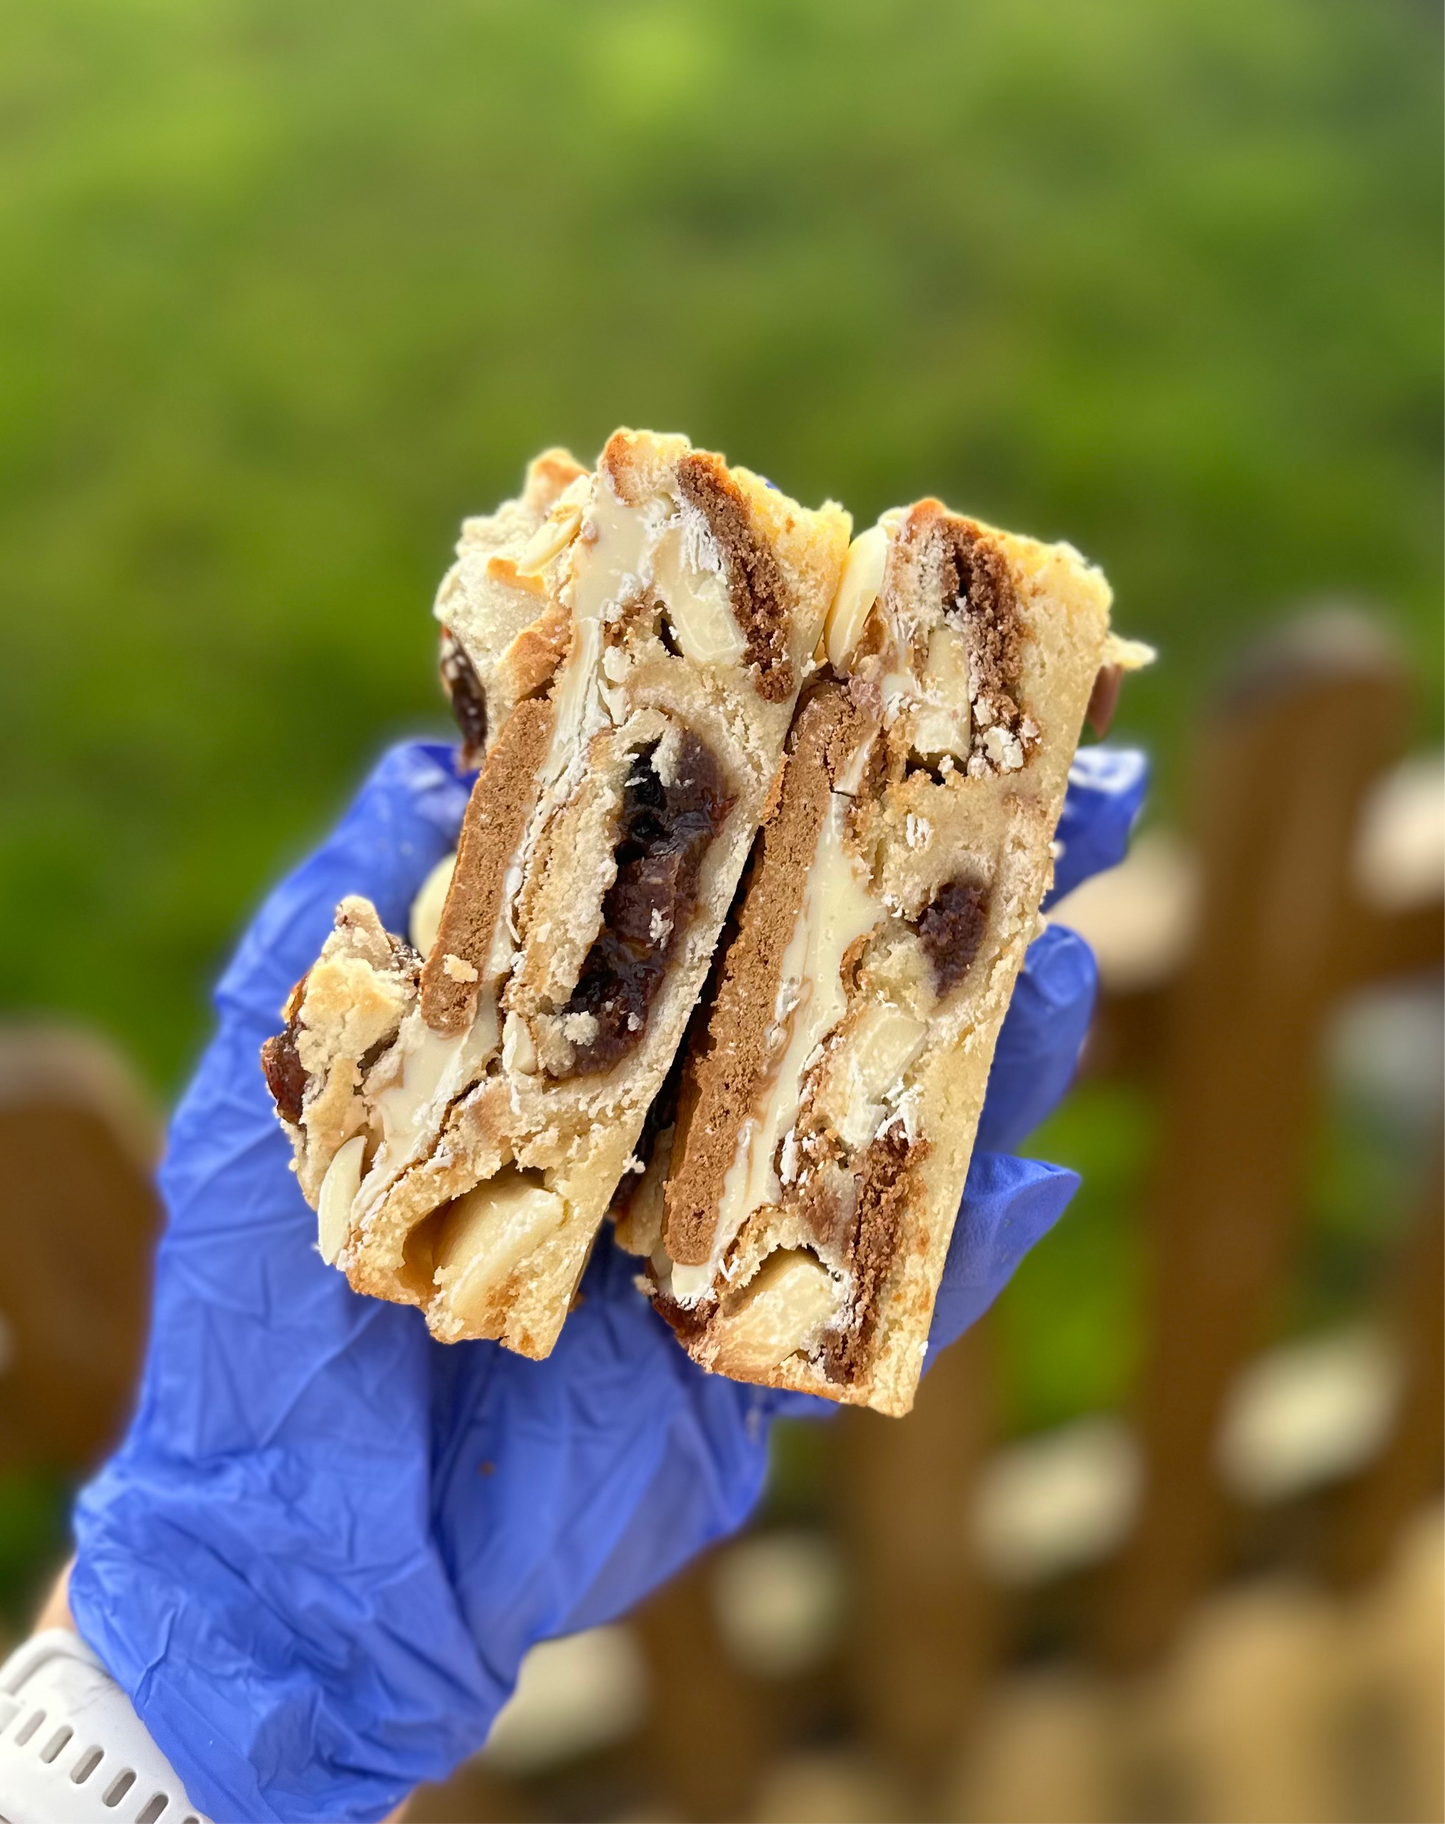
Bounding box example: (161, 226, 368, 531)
(40, 1722, 74, 1763)
(13, 1708, 43, 1746)
(136, 1794, 169, 1824)
(102, 1765, 136, 1806)
(71, 1743, 104, 1783)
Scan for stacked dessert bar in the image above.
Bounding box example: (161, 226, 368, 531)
(263, 430, 1138, 1412)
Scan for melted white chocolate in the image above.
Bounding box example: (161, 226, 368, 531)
(823, 1002, 927, 1151)
(711, 1249, 843, 1375)
(908, 624, 973, 762)
(543, 479, 651, 790)
(651, 522, 744, 665)
(433, 1169, 567, 1324)
(670, 792, 878, 1304)
(530, 474, 747, 826)
(360, 999, 500, 1209)
(557, 477, 746, 747)
(317, 1133, 366, 1266)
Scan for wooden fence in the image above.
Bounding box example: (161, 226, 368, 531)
(0, 612, 1438, 1823)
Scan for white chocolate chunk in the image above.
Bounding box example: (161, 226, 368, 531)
(538, 474, 657, 798)
(825, 524, 889, 670)
(515, 503, 584, 578)
(828, 1003, 927, 1151)
(668, 1260, 714, 1304)
(372, 1003, 498, 1168)
(714, 1250, 842, 1375)
(706, 795, 878, 1279)
(317, 1134, 366, 1266)
(409, 851, 457, 957)
(851, 1005, 927, 1101)
(927, 621, 970, 693)
(909, 624, 972, 760)
(1101, 633, 1157, 671)
(434, 1171, 567, 1323)
(502, 1010, 536, 1074)
(651, 525, 746, 666)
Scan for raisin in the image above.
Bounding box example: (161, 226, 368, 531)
(915, 877, 989, 996)
(554, 733, 734, 1076)
(439, 628, 488, 767)
(261, 1023, 308, 1126)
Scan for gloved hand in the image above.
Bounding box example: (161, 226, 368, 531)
(71, 738, 1145, 1824)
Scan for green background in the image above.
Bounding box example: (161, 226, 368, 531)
(3, 0, 1438, 1094)
(0, 5, 1437, 1582)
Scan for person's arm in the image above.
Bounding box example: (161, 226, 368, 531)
(0, 1564, 212, 1824)
(6, 1566, 410, 1823)
(32, 1562, 73, 1635)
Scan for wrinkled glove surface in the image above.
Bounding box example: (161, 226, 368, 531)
(71, 738, 1145, 1823)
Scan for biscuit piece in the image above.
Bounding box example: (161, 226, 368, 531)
(264, 432, 850, 1357)
(640, 500, 1124, 1415)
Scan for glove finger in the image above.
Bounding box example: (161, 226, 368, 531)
(144, 739, 470, 1403)
(75, 741, 480, 1816)
(1046, 745, 1147, 905)
(926, 1151, 1078, 1359)
(977, 925, 1097, 1153)
(556, 1368, 774, 1635)
(217, 739, 471, 1031)
(432, 1231, 771, 1663)
(761, 1386, 840, 1420)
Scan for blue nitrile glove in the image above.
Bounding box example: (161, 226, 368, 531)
(70, 739, 1145, 1823)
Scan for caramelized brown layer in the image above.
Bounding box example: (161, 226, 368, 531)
(662, 685, 874, 1267)
(819, 1126, 925, 1384)
(676, 452, 795, 703)
(939, 517, 1022, 731)
(420, 696, 555, 1037)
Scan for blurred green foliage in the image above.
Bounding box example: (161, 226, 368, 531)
(0, 19, 1434, 1622)
(1, 0, 1438, 1094)
(0, 1471, 70, 1629)
(997, 1080, 1153, 1434)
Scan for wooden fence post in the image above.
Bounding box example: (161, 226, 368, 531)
(1323, 1146, 1444, 1589)
(403, 1760, 533, 1823)
(1344, 1504, 1445, 1824)
(1155, 1578, 1351, 1824)
(838, 1315, 995, 1807)
(0, 1026, 160, 1474)
(1095, 615, 1412, 1667)
(631, 1552, 774, 1822)
(940, 1668, 1116, 1824)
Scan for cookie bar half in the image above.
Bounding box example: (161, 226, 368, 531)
(263, 431, 850, 1357)
(636, 500, 1126, 1415)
